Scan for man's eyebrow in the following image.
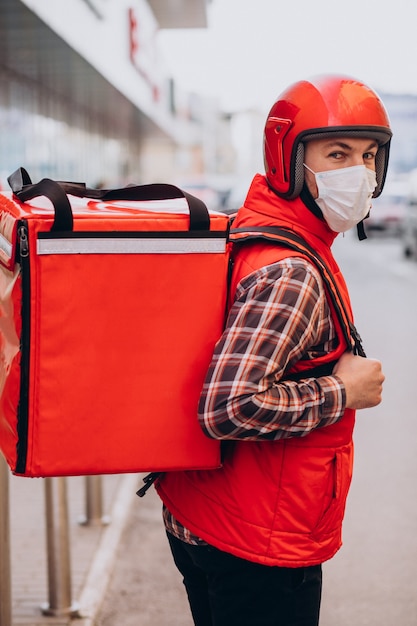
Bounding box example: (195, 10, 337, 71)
(364, 140, 379, 150)
(324, 140, 378, 151)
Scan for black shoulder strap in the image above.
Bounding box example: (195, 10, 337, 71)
(229, 226, 366, 357)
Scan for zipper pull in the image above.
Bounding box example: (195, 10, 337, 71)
(18, 225, 29, 258)
(136, 472, 162, 497)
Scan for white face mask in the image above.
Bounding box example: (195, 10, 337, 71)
(303, 164, 377, 233)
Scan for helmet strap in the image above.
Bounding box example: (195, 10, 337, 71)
(356, 220, 368, 241)
(300, 184, 324, 220)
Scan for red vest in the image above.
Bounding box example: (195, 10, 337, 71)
(156, 175, 357, 567)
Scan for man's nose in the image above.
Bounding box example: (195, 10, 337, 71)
(352, 154, 366, 166)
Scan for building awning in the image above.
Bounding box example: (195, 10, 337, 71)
(148, 0, 208, 29)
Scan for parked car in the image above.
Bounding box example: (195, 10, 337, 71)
(179, 181, 222, 213)
(223, 180, 252, 215)
(402, 200, 417, 258)
(402, 169, 417, 259)
(365, 183, 407, 236)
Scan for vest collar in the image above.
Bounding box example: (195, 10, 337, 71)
(235, 174, 337, 250)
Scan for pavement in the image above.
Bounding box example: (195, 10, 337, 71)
(7, 469, 142, 626)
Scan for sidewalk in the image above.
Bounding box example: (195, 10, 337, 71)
(9, 470, 140, 626)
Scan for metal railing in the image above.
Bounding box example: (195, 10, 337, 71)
(78, 475, 111, 527)
(0, 465, 110, 622)
(0, 453, 12, 626)
(41, 477, 80, 617)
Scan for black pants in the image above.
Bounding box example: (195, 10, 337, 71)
(167, 533, 322, 626)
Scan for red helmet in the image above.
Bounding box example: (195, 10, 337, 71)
(263, 75, 392, 199)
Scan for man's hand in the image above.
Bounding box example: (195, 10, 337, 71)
(333, 351, 384, 409)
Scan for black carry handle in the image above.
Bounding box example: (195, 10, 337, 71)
(8, 167, 74, 232)
(7, 167, 211, 232)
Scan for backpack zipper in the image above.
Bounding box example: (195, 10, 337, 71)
(15, 222, 30, 474)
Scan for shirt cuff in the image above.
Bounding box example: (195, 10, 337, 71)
(318, 374, 346, 424)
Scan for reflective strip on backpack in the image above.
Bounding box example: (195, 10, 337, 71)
(36, 236, 227, 255)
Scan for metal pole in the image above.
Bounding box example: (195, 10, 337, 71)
(78, 475, 110, 526)
(0, 452, 12, 626)
(41, 477, 79, 617)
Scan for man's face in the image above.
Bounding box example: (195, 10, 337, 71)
(303, 137, 379, 199)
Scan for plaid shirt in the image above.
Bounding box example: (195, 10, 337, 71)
(164, 256, 346, 545)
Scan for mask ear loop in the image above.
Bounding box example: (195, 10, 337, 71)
(303, 163, 315, 175)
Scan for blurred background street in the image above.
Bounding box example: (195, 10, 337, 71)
(2, 1, 417, 625)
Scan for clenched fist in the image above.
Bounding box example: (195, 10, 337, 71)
(333, 351, 384, 409)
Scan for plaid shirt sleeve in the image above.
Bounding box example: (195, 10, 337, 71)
(197, 257, 346, 441)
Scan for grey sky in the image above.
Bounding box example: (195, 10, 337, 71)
(158, 0, 417, 113)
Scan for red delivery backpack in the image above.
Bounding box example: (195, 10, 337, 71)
(0, 168, 364, 481)
(0, 168, 229, 477)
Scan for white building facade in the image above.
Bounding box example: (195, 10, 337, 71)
(0, 0, 233, 194)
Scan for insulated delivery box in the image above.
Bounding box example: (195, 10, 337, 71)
(0, 168, 228, 477)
